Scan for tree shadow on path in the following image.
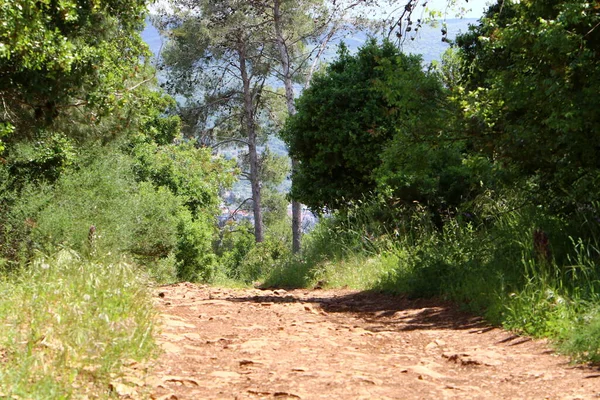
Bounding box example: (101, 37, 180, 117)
(225, 289, 490, 333)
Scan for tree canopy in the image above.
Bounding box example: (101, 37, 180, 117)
(455, 0, 600, 210)
(0, 0, 149, 146)
(283, 39, 463, 214)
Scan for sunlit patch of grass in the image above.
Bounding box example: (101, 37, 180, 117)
(313, 252, 399, 290)
(211, 271, 254, 288)
(262, 255, 316, 289)
(560, 305, 600, 364)
(0, 250, 157, 399)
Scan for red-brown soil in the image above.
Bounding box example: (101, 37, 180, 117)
(144, 283, 600, 399)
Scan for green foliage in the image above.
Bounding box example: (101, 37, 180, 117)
(3, 0, 600, 373)
(0, 0, 149, 141)
(129, 183, 181, 261)
(216, 221, 257, 281)
(1, 136, 234, 283)
(284, 39, 480, 216)
(130, 138, 235, 216)
(283, 40, 417, 211)
(216, 216, 293, 285)
(0, 122, 13, 153)
(0, 0, 214, 280)
(5, 131, 76, 186)
(0, 31, 236, 279)
(259, 148, 290, 226)
(175, 210, 217, 282)
(0, 153, 51, 266)
(136, 91, 181, 146)
(455, 0, 600, 210)
(157, 0, 294, 243)
(262, 189, 288, 228)
(561, 307, 600, 364)
(29, 148, 142, 256)
(127, 133, 236, 282)
(234, 239, 290, 284)
(0, 250, 156, 398)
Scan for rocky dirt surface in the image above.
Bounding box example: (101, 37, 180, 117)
(142, 283, 600, 399)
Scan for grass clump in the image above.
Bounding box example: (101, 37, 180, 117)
(0, 250, 157, 399)
(561, 307, 600, 364)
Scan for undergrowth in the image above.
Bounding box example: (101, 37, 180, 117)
(0, 250, 157, 399)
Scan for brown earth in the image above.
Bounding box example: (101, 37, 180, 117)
(139, 283, 599, 399)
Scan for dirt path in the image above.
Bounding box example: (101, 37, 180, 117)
(144, 283, 599, 399)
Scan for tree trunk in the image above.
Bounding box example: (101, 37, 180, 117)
(273, 0, 302, 253)
(290, 163, 302, 253)
(239, 42, 264, 243)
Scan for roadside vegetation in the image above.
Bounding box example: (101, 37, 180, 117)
(265, 196, 600, 364)
(0, 252, 156, 398)
(0, 0, 235, 397)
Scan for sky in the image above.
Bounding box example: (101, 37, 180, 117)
(425, 0, 492, 19)
(149, 0, 493, 20)
(372, 0, 493, 21)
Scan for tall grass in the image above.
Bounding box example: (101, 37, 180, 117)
(0, 250, 157, 398)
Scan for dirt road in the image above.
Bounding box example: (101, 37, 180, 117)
(143, 283, 599, 399)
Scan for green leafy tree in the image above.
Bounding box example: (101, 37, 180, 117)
(158, 0, 380, 250)
(455, 0, 600, 210)
(0, 0, 159, 197)
(156, 0, 287, 243)
(0, 0, 149, 143)
(373, 46, 489, 216)
(260, 0, 376, 252)
(283, 39, 461, 214)
(265, 0, 326, 254)
(0, 0, 240, 282)
(126, 110, 237, 280)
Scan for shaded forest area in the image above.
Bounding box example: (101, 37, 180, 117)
(1, 0, 599, 397)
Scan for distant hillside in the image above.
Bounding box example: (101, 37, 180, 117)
(141, 18, 478, 65)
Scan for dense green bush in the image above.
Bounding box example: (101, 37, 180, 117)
(215, 217, 293, 284)
(562, 308, 600, 364)
(30, 148, 140, 256)
(284, 39, 494, 232)
(130, 138, 233, 216)
(129, 183, 182, 260)
(175, 210, 218, 281)
(4, 132, 76, 186)
(216, 221, 257, 280)
(455, 0, 600, 212)
(283, 40, 451, 213)
(236, 239, 289, 284)
(0, 138, 233, 282)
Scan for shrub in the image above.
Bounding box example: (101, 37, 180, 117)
(175, 210, 217, 282)
(2, 143, 225, 283)
(130, 183, 181, 261)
